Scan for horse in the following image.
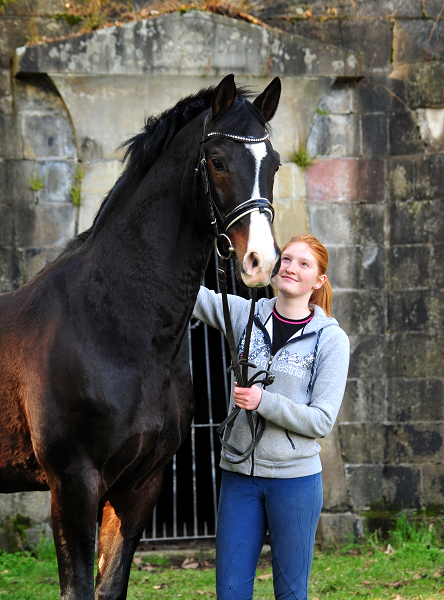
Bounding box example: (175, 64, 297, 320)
(0, 73, 281, 599)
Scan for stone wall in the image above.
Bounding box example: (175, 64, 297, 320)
(0, 0, 443, 546)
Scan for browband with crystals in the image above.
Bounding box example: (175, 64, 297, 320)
(203, 131, 270, 144)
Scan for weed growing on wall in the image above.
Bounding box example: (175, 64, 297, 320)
(70, 163, 84, 206)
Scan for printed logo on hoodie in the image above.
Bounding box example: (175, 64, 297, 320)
(239, 330, 314, 379)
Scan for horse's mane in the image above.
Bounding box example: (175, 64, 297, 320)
(63, 83, 267, 253)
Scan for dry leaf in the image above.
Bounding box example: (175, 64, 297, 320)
(196, 591, 205, 596)
(257, 573, 273, 580)
(152, 583, 166, 589)
(384, 543, 395, 554)
(361, 580, 371, 584)
(181, 557, 199, 569)
(435, 571, 443, 578)
(413, 572, 422, 579)
(132, 556, 142, 566)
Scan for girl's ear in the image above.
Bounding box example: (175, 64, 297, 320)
(314, 274, 327, 289)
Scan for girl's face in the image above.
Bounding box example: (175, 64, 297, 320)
(274, 242, 326, 301)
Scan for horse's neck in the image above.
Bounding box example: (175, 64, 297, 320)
(86, 159, 210, 307)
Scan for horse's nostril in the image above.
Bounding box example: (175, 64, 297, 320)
(252, 258, 258, 269)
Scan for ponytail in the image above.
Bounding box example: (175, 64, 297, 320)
(281, 234, 333, 317)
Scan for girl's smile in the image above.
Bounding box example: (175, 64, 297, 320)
(274, 241, 326, 302)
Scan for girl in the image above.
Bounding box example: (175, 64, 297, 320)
(193, 234, 350, 600)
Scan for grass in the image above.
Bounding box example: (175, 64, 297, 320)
(1, 514, 444, 599)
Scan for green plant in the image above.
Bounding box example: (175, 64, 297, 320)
(29, 167, 45, 205)
(289, 145, 316, 169)
(70, 163, 84, 206)
(0, 0, 16, 13)
(0, 515, 32, 554)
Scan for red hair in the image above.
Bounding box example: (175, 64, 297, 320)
(281, 234, 333, 317)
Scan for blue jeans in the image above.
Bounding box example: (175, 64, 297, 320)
(216, 470, 323, 600)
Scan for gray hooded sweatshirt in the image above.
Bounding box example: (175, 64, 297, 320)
(193, 286, 350, 479)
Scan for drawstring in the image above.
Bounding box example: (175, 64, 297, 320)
(307, 328, 323, 393)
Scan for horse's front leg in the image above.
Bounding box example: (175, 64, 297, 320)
(48, 467, 102, 600)
(95, 469, 164, 600)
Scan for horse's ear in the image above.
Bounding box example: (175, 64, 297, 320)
(211, 74, 237, 119)
(253, 77, 281, 122)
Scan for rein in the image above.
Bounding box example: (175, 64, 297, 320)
(193, 112, 275, 464)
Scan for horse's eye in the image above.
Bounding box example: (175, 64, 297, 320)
(275, 163, 281, 173)
(211, 157, 224, 171)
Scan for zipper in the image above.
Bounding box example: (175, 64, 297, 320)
(285, 430, 296, 449)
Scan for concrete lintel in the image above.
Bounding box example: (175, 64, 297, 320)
(13, 11, 364, 80)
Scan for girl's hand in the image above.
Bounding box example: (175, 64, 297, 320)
(233, 383, 262, 410)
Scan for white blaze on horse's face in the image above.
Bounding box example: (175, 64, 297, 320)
(240, 141, 277, 287)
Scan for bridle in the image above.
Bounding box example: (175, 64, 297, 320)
(193, 113, 275, 260)
(193, 111, 276, 464)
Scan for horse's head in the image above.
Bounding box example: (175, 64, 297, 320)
(197, 74, 282, 287)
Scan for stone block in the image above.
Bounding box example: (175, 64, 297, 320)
(339, 377, 388, 424)
(394, 20, 444, 63)
(273, 197, 310, 249)
(397, 61, 444, 108)
(417, 108, 444, 152)
(308, 203, 359, 245)
(346, 465, 422, 511)
(22, 112, 76, 159)
(317, 80, 353, 115)
(361, 113, 389, 157)
(324, 245, 361, 289)
(0, 204, 14, 246)
(421, 463, 444, 508)
(333, 290, 387, 336)
(308, 113, 360, 158)
(339, 423, 387, 464)
(415, 154, 444, 199)
(385, 423, 444, 464)
(389, 111, 424, 156)
(274, 163, 305, 200)
(388, 245, 431, 291)
(0, 247, 26, 291)
(382, 466, 421, 509)
(353, 76, 392, 114)
(319, 426, 350, 511)
(0, 491, 51, 523)
(340, 19, 392, 68)
(274, 18, 342, 47)
(387, 157, 415, 202)
(306, 159, 386, 203)
(387, 378, 444, 422)
(362, 246, 385, 289)
(15, 202, 76, 248)
(345, 465, 385, 511)
(0, 68, 13, 114)
(358, 204, 386, 246)
(389, 200, 444, 245)
(387, 332, 444, 378)
(1, 159, 77, 208)
(316, 513, 360, 548)
(388, 289, 443, 333)
(0, 111, 21, 159)
(395, 1, 444, 18)
(348, 334, 386, 379)
(430, 242, 444, 288)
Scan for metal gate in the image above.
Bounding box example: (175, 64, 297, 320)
(140, 250, 272, 543)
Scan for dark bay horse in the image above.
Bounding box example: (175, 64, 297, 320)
(0, 74, 281, 599)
